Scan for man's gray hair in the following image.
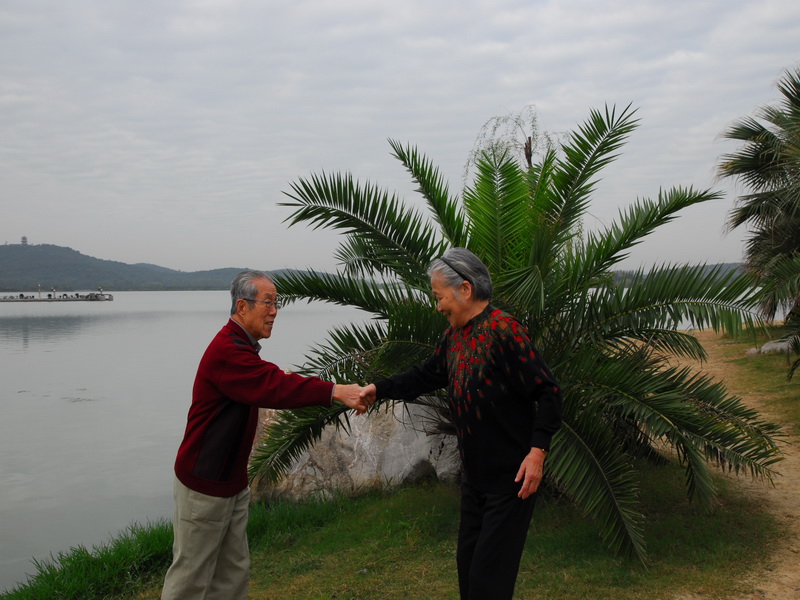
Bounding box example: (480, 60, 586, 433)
(230, 270, 273, 315)
(428, 248, 493, 301)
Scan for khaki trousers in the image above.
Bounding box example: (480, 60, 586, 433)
(161, 476, 251, 600)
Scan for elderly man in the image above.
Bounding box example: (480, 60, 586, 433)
(162, 270, 369, 600)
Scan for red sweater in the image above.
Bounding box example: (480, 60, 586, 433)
(174, 320, 334, 497)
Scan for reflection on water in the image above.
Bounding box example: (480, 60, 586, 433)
(0, 311, 198, 352)
(1, 315, 105, 351)
(0, 291, 367, 592)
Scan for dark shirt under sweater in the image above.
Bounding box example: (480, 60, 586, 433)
(374, 305, 563, 494)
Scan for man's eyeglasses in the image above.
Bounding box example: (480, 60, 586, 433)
(243, 298, 282, 310)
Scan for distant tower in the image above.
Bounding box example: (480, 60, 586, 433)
(21, 236, 28, 245)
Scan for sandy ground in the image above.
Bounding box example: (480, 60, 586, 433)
(674, 330, 800, 600)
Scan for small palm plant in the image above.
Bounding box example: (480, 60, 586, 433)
(250, 104, 781, 562)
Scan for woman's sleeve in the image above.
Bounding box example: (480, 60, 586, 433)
(498, 322, 563, 451)
(373, 336, 449, 402)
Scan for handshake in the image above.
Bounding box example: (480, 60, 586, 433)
(332, 383, 378, 415)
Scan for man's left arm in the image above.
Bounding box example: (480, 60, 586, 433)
(218, 348, 335, 409)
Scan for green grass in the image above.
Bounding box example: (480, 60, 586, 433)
(1, 472, 780, 600)
(120, 466, 776, 600)
(717, 326, 800, 435)
(3, 330, 795, 600)
(325, 472, 773, 599)
(0, 522, 173, 600)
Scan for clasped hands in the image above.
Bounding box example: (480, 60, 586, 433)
(332, 382, 378, 415)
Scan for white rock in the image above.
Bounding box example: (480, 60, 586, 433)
(252, 403, 461, 501)
(760, 340, 793, 354)
(745, 339, 794, 356)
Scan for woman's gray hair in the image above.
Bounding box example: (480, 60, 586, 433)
(230, 269, 273, 315)
(428, 248, 493, 301)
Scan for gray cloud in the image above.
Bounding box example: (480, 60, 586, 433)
(1, 0, 799, 272)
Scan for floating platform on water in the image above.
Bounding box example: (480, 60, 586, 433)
(0, 292, 114, 302)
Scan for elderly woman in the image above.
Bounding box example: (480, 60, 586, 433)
(363, 247, 563, 600)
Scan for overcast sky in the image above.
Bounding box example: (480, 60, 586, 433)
(2, 1, 799, 274)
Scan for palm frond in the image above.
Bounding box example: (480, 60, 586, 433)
(389, 139, 469, 248)
(566, 350, 781, 507)
(565, 350, 718, 503)
(495, 264, 548, 318)
(274, 269, 422, 317)
(547, 414, 646, 561)
(463, 152, 532, 273)
(575, 186, 723, 283)
(375, 303, 448, 373)
(601, 327, 708, 362)
(761, 254, 800, 378)
(249, 403, 356, 483)
(572, 263, 760, 349)
(292, 320, 388, 381)
(552, 104, 639, 237)
(333, 235, 394, 280)
(762, 254, 800, 301)
(281, 171, 444, 286)
(666, 367, 783, 479)
(299, 304, 446, 382)
(526, 147, 560, 224)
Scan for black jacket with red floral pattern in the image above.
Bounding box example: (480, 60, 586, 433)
(374, 305, 563, 494)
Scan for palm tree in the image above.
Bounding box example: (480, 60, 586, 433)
(250, 104, 782, 562)
(718, 67, 800, 321)
(762, 254, 800, 378)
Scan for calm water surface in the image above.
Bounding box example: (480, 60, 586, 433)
(0, 291, 367, 591)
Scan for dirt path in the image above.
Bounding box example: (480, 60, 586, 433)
(677, 330, 800, 600)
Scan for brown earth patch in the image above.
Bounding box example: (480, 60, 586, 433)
(673, 330, 800, 600)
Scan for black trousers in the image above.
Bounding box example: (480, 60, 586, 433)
(456, 483, 537, 600)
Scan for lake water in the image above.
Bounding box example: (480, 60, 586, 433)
(0, 291, 368, 592)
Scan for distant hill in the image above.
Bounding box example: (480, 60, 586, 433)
(0, 242, 745, 292)
(0, 243, 272, 291)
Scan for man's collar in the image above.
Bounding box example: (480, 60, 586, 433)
(229, 318, 261, 351)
